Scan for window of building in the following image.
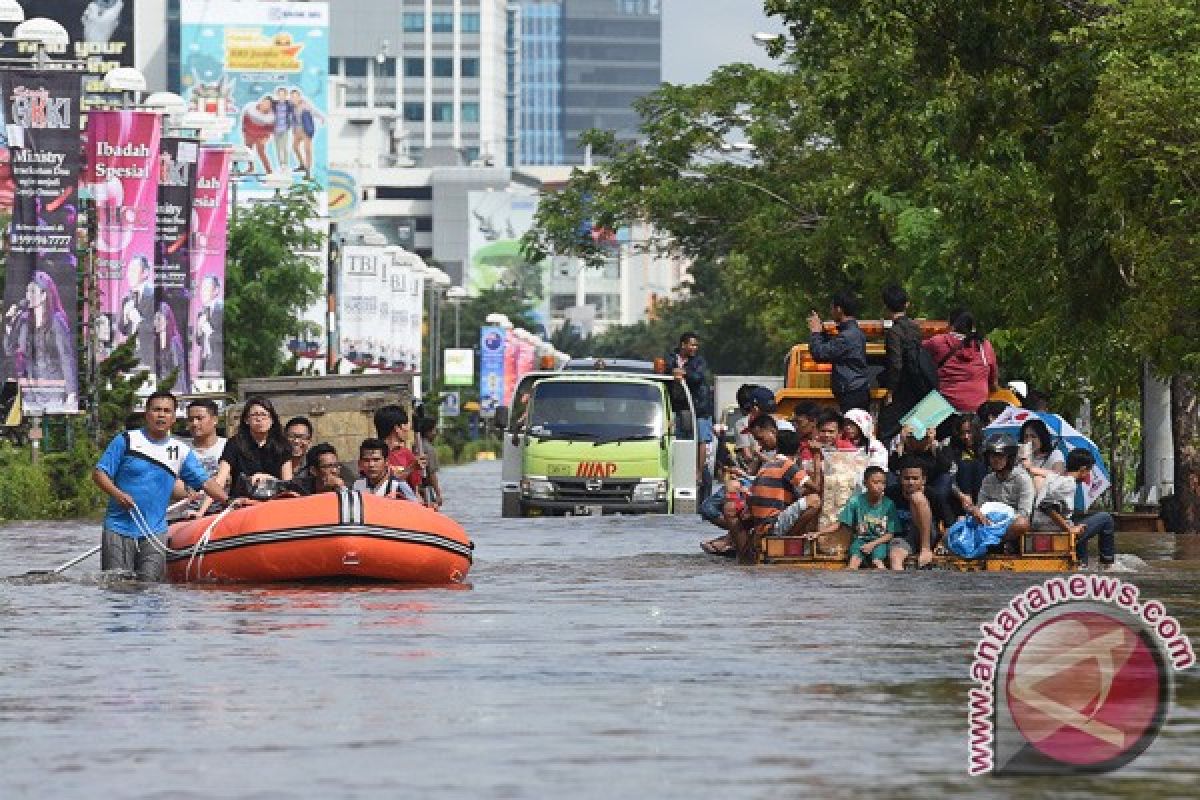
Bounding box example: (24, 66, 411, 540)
(461, 58, 479, 77)
(432, 102, 454, 122)
(432, 57, 454, 78)
(343, 57, 368, 77)
(403, 12, 424, 32)
(375, 58, 396, 77)
(376, 186, 434, 200)
(432, 12, 453, 33)
(403, 102, 424, 122)
(465, 146, 481, 163)
(414, 216, 434, 232)
(461, 102, 480, 123)
(461, 12, 480, 33)
(404, 58, 424, 77)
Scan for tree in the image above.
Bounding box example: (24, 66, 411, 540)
(528, 0, 1199, 524)
(224, 186, 325, 385)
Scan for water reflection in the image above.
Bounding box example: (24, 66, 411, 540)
(0, 462, 1196, 799)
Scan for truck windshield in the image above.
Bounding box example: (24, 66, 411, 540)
(527, 381, 665, 441)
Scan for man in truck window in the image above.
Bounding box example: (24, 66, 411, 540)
(807, 291, 869, 412)
(666, 332, 714, 494)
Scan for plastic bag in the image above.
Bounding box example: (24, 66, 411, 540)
(946, 510, 1015, 559)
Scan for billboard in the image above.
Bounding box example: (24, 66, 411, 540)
(8, 0, 137, 113)
(85, 109, 162, 383)
(0, 71, 84, 413)
(466, 190, 545, 295)
(179, 1, 329, 205)
(189, 146, 231, 394)
(155, 136, 199, 394)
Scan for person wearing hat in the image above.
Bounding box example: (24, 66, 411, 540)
(969, 433, 1035, 546)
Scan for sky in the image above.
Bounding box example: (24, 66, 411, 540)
(661, 0, 784, 85)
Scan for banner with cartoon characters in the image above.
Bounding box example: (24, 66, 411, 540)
(179, 1, 329, 208)
(189, 146, 231, 394)
(155, 136, 198, 394)
(85, 110, 162, 383)
(0, 71, 84, 413)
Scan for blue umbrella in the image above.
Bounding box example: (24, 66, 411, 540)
(984, 407, 1111, 509)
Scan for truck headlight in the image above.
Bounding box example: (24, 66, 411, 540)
(632, 479, 667, 503)
(520, 478, 555, 499)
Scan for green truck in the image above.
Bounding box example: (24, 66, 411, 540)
(499, 362, 700, 517)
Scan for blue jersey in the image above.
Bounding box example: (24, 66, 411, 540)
(96, 428, 208, 537)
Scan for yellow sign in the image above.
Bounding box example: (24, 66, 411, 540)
(226, 29, 304, 72)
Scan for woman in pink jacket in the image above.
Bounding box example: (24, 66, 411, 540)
(922, 311, 998, 413)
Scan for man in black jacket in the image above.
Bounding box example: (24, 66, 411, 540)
(807, 291, 869, 412)
(666, 332, 714, 492)
(878, 284, 926, 441)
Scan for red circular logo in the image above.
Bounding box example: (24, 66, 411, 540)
(1005, 610, 1167, 769)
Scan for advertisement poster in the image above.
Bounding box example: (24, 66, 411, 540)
(179, 1, 329, 207)
(443, 348, 474, 387)
(0, 71, 83, 413)
(466, 190, 546, 296)
(386, 250, 416, 373)
(189, 146, 230, 394)
(155, 136, 198, 394)
(503, 329, 518, 407)
(479, 325, 506, 415)
(339, 245, 387, 368)
(86, 110, 161, 382)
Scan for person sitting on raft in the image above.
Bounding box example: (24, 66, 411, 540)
(728, 422, 821, 563)
(810, 465, 901, 570)
(212, 396, 293, 500)
(968, 434, 1035, 550)
(1032, 448, 1116, 570)
(885, 456, 936, 570)
(291, 443, 346, 495)
(354, 438, 419, 500)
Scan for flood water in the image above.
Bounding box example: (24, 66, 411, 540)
(1, 460, 1197, 799)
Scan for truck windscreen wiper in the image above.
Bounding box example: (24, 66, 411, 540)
(532, 428, 599, 439)
(593, 433, 659, 445)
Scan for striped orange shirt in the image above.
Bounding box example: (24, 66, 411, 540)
(748, 456, 808, 532)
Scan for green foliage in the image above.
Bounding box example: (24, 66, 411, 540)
(0, 445, 56, 520)
(0, 430, 102, 520)
(95, 336, 151, 442)
(225, 185, 326, 385)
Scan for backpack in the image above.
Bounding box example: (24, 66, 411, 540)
(902, 336, 939, 395)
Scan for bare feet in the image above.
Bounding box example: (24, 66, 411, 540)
(918, 548, 934, 568)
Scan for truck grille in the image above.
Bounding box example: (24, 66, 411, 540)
(550, 478, 639, 503)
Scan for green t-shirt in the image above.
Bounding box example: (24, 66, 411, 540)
(838, 491, 902, 539)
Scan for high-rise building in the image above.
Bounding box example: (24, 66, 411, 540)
(521, 0, 661, 166)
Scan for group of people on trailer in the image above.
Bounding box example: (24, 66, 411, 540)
(695, 285, 1116, 570)
(90, 391, 443, 582)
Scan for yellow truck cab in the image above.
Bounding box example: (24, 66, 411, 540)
(498, 360, 699, 517)
(775, 319, 950, 417)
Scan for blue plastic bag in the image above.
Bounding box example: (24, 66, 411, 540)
(946, 511, 1014, 559)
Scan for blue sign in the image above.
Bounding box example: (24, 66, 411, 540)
(480, 325, 506, 409)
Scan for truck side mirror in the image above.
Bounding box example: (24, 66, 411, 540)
(494, 406, 510, 429)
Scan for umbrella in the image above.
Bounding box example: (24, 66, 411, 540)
(984, 406, 1111, 509)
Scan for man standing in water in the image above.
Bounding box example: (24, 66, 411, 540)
(92, 390, 230, 580)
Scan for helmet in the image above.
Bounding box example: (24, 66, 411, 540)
(748, 386, 777, 413)
(983, 433, 1018, 458)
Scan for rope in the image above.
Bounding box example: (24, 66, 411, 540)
(129, 501, 238, 581)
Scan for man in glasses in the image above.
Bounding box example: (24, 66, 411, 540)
(293, 443, 348, 495)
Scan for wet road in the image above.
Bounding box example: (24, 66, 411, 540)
(1, 460, 1197, 799)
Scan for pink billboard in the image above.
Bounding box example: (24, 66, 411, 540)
(85, 110, 162, 381)
(189, 146, 231, 394)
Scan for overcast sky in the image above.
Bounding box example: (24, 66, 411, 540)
(661, 0, 784, 85)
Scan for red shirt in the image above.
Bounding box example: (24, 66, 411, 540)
(922, 333, 998, 413)
(387, 446, 423, 492)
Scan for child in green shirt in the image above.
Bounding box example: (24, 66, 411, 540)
(815, 466, 902, 569)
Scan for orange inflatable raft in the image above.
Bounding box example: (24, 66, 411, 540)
(165, 490, 472, 584)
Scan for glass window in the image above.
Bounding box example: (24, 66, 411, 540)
(403, 102, 424, 122)
(343, 57, 368, 77)
(461, 102, 479, 123)
(329, 57, 340, 76)
(432, 57, 454, 77)
(403, 13, 424, 32)
(432, 102, 453, 122)
(432, 12, 453, 33)
(461, 58, 479, 78)
(461, 12, 480, 33)
(375, 58, 396, 77)
(404, 58, 424, 77)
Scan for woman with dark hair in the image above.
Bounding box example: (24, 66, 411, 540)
(921, 310, 999, 413)
(1019, 417, 1064, 493)
(943, 413, 987, 503)
(213, 396, 293, 498)
(154, 302, 190, 394)
(3, 271, 77, 410)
